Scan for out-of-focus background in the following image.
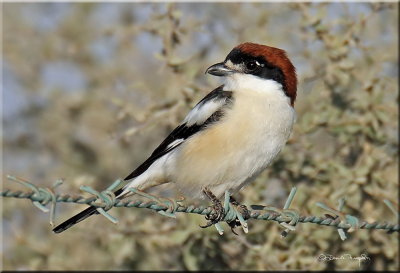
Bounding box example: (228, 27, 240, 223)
(2, 2, 398, 270)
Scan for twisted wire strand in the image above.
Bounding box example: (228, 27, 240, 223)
(2, 188, 399, 233)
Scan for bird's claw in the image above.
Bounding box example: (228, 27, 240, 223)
(200, 188, 225, 228)
(200, 189, 250, 235)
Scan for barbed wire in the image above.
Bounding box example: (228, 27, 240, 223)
(2, 175, 399, 238)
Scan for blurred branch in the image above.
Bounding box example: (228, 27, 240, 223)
(2, 175, 399, 238)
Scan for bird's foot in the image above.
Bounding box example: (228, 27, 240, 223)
(200, 189, 250, 235)
(200, 187, 225, 229)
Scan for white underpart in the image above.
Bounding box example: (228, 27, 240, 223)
(121, 73, 296, 200)
(173, 73, 296, 198)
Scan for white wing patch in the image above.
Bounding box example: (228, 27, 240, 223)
(167, 139, 184, 149)
(183, 98, 226, 126)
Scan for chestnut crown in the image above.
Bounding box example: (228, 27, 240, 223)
(226, 42, 297, 105)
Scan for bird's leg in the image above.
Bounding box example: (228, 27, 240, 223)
(200, 187, 225, 228)
(227, 196, 251, 234)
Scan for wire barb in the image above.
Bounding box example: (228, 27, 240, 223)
(383, 199, 399, 220)
(316, 197, 360, 240)
(7, 175, 52, 212)
(128, 187, 182, 218)
(78, 179, 124, 224)
(251, 187, 299, 237)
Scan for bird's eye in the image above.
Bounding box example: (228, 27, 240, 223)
(245, 61, 259, 71)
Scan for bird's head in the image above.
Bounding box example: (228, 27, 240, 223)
(206, 42, 297, 105)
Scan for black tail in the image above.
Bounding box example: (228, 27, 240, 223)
(53, 188, 124, 234)
(52, 206, 99, 233)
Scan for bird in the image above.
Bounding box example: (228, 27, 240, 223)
(53, 42, 297, 234)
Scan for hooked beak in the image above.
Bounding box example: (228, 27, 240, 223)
(205, 62, 235, 77)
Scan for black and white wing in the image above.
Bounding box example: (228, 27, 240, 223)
(52, 85, 233, 234)
(124, 85, 233, 180)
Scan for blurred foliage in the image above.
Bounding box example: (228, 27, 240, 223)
(2, 2, 398, 271)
